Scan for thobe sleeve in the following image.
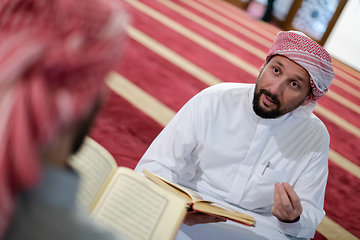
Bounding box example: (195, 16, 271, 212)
(135, 92, 203, 182)
(277, 139, 329, 238)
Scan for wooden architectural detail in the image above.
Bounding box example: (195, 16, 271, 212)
(223, 0, 348, 46)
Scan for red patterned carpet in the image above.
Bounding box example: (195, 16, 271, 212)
(89, 1, 360, 239)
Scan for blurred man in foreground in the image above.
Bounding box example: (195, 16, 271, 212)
(0, 0, 128, 239)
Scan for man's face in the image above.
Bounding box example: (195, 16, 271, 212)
(253, 55, 312, 119)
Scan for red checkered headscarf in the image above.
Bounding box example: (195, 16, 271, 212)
(0, 0, 128, 236)
(266, 31, 335, 101)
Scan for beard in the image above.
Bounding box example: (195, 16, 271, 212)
(71, 97, 102, 154)
(252, 88, 305, 119)
(253, 88, 282, 118)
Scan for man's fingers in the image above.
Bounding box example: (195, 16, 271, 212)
(273, 182, 281, 206)
(273, 183, 287, 217)
(283, 183, 302, 211)
(272, 183, 302, 222)
(277, 183, 294, 212)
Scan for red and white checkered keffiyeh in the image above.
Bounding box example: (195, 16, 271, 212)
(266, 31, 335, 101)
(0, 0, 128, 236)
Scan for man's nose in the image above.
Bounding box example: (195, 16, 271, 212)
(268, 80, 285, 96)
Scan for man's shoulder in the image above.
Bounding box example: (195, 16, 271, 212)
(306, 113, 330, 140)
(308, 113, 328, 129)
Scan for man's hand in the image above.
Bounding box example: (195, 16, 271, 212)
(272, 182, 302, 223)
(183, 211, 227, 226)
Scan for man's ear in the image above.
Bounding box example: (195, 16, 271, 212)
(301, 93, 313, 106)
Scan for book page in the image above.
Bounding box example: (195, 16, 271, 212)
(143, 170, 255, 227)
(143, 170, 203, 203)
(92, 168, 187, 240)
(70, 137, 117, 210)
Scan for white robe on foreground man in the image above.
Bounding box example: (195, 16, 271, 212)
(135, 31, 335, 239)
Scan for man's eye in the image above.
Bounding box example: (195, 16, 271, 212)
(274, 68, 279, 74)
(291, 81, 298, 87)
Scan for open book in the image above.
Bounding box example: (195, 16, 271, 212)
(69, 137, 187, 240)
(143, 170, 256, 227)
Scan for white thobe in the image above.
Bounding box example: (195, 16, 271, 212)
(135, 83, 329, 239)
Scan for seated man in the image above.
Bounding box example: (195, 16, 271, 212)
(135, 31, 335, 239)
(0, 0, 128, 239)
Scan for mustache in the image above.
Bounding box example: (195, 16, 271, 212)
(258, 89, 280, 105)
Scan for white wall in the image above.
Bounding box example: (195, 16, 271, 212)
(324, 0, 360, 71)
